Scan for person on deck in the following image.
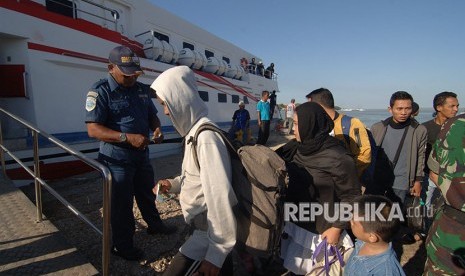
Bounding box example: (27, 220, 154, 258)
(256, 90, 271, 145)
(269, 90, 277, 120)
(306, 88, 372, 181)
(286, 99, 296, 135)
(421, 92, 459, 232)
(265, 62, 275, 79)
(276, 102, 360, 275)
(152, 66, 237, 275)
(424, 113, 465, 275)
(369, 91, 427, 244)
(85, 46, 176, 261)
(230, 101, 251, 144)
(257, 61, 265, 76)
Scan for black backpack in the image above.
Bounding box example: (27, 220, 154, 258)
(190, 123, 287, 258)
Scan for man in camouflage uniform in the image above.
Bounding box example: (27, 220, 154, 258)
(424, 113, 465, 275)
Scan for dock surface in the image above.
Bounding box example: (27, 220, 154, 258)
(0, 173, 98, 275)
(0, 128, 426, 274)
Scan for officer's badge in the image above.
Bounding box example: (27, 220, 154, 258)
(87, 91, 98, 98)
(86, 96, 97, 111)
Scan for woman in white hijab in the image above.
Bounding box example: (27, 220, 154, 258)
(152, 66, 237, 276)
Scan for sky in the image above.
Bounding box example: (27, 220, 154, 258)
(152, 0, 465, 109)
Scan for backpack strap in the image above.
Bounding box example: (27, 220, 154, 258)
(188, 123, 238, 171)
(341, 115, 352, 145)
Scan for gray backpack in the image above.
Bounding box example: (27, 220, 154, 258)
(190, 123, 287, 258)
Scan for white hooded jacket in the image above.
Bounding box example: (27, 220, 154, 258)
(151, 66, 237, 268)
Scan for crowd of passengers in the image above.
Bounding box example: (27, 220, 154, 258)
(88, 46, 463, 276)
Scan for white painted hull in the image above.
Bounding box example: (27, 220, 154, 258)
(0, 0, 279, 181)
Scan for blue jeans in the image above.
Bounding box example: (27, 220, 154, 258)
(99, 149, 161, 250)
(421, 175, 440, 231)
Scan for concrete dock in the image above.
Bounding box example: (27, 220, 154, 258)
(0, 173, 98, 275)
(0, 127, 426, 274)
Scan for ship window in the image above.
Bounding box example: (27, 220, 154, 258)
(222, 57, 230, 64)
(205, 50, 214, 58)
(183, 42, 194, 50)
(232, 95, 239, 104)
(198, 91, 209, 102)
(218, 93, 227, 103)
(243, 96, 249, 104)
(46, 0, 77, 18)
(153, 31, 169, 43)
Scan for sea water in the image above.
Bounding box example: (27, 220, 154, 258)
(342, 108, 437, 128)
(278, 107, 440, 128)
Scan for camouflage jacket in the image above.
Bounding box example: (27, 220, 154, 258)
(427, 113, 465, 211)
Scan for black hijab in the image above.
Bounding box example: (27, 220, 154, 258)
(296, 102, 340, 155)
(275, 102, 342, 161)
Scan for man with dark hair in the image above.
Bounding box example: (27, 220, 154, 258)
(85, 46, 176, 261)
(256, 90, 271, 145)
(265, 62, 274, 79)
(285, 99, 296, 135)
(421, 92, 459, 232)
(269, 90, 277, 120)
(305, 88, 334, 107)
(306, 88, 372, 180)
(411, 102, 420, 118)
(369, 91, 427, 243)
(230, 101, 251, 144)
(425, 113, 465, 275)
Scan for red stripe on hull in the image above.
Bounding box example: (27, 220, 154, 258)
(28, 42, 109, 63)
(28, 42, 165, 75)
(1, 0, 144, 56)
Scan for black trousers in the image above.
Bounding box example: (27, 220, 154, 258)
(163, 252, 233, 276)
(257, 120, 270, 145)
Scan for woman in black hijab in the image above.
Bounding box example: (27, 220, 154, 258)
(279, 102, 361, 273)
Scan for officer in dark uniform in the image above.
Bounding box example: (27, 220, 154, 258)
(85, 46, 176, 261)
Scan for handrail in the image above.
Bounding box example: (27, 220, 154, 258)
(74, 0, 119, 31)
(0, 108, 111, 276)
(45, 0, 119, 31)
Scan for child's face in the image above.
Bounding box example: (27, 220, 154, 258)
(350, 215, 371, 242)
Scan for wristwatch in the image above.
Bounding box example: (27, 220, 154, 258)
(119, 132, 127, 142)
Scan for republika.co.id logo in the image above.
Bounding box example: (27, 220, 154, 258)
(284, 202, 435, 223)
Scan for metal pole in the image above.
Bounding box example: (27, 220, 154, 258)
(102, 175, 112, 276)
(32, 130, 43, 222)
(0, 119, 5, 176)
(72, 0, 76, 19)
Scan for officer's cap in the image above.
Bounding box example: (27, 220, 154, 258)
(109, 46, 143, 76)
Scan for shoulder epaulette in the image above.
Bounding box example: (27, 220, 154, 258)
(91, 79, 109, 90)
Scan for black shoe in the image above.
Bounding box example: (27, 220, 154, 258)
(147, 223, 177, 235)
(111, 246, 144, 261)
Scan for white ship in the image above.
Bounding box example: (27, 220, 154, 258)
(0, 0, 279, 182)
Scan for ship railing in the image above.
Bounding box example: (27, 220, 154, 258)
(0, 108, 112, 276)
(246, 65, 278, 81)
(246, 64, 257, 74)
(264, 70, 278, 81)
(272, 72, 278, 81)
(77, 0, 119, 31)
(45, 0, 119, 31)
